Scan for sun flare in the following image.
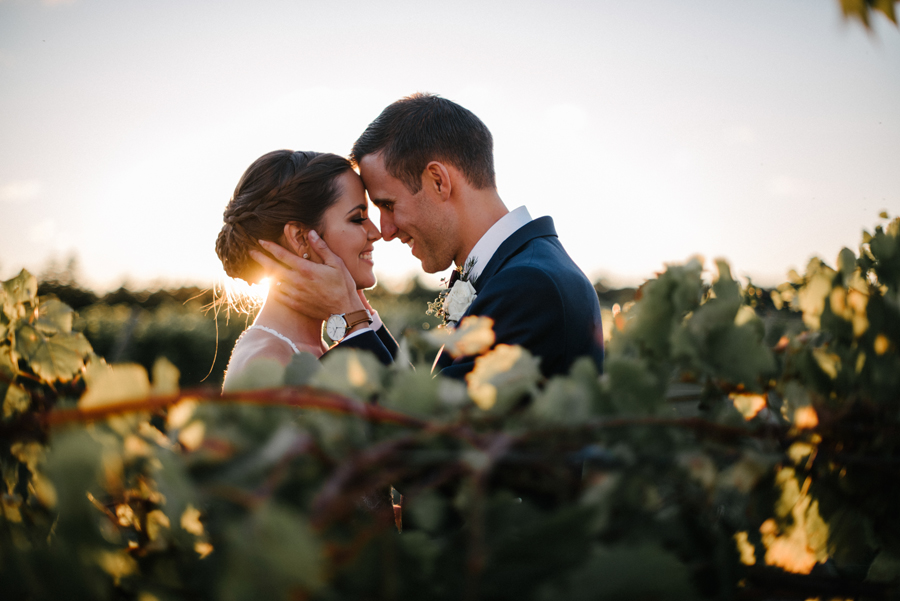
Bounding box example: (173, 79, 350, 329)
(216, 276, 270, 314)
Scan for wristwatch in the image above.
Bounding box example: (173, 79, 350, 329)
(326, 310, 372, 341)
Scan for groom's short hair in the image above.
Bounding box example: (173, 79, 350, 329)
(350, 93, 496, 194)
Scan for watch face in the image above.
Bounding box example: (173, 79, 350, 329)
(326, 314, 346, 340)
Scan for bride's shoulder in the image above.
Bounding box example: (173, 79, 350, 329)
(222, 330, 323, 392)
(231, 329, 296, 364)
(222, 331, 293, 389)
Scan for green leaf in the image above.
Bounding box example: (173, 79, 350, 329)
(43, 429, 107, 525)
(220, 502, 324, 600)
(868, 549, 900, 583)
(618, 258, 703, 359)
(14, 323, 92, 383)
(405, 490, 446, 532)
(531, 373, 593, 425)
(0, 348, 17, 400)
(382, 367, 440, 418)
(222, 357, 286, 392)
(837, 247, 858, 280)
(466, 344, 541, 413)
(283, 351, 321, 386)
(312, 347, 384, 401)
(538, 543, 696, 601)
(79, 361, 150, 408)
(1, 269, 37, 321)
(3, 383, 31, 418)
(604, 355, 665, 414)
(151, 356, 180, 395)
(35, 296, 75, 334)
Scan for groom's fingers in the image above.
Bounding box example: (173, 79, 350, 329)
(308, 230, 343, 269)
(247, 249, 303, 312)
(249, 241, 362, 318)
(256, 240, 317, 276)
(248, 249, 288, 280)
(247, 248, 301, 286)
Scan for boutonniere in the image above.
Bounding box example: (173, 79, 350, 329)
(427, 258, 477, 327)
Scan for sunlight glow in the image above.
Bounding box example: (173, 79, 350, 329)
(217, 276, 269, 316)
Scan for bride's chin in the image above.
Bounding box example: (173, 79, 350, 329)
(355, 272, 377, 290)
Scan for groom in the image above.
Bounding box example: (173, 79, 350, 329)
(259, 93, 604, 378)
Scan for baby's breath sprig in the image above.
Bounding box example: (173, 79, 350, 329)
(426, 258, 477, 326)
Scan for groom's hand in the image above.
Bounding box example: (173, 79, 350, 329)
(249, 231, 364, 320)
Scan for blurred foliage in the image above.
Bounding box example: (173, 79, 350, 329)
(33, 269, 453, 388)
(3, 217, 900, 599)
(840, 0, 898, 28)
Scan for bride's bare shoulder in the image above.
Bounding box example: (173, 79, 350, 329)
(222, 330, 294, 390)
(222, 330, 323, 392)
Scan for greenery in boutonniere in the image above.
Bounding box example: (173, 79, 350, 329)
(426, 257, 477, 326)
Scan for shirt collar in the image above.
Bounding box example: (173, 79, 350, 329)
(463, 206, 532, 281)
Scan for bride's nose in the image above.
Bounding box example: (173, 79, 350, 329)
(367, 220, 382, 242)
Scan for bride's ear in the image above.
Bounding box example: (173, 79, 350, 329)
(283, 223, 310, 257)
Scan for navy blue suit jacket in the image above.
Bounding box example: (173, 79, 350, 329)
(322, 323, 398, 365)
(437, 216, 604, 379)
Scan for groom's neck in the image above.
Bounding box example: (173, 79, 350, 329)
(454, 188, 508, 267)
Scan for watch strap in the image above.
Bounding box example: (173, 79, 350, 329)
(345, 310, 373, 329)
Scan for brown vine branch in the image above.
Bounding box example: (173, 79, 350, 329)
(40, 386, 429, 430)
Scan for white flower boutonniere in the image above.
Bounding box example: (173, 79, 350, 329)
(445, 280, 476, 322)
(427, 257, 477, 327)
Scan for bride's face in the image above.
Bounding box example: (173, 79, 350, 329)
(317, 171, 381, 289)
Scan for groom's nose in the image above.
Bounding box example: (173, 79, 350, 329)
(380, 213, 398, 241)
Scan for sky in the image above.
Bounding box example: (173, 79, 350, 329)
(1, 0, 898, 292)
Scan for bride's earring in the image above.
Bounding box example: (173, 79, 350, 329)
(303, 253, 309, 259)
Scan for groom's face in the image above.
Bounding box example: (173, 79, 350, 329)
(359, 153, 454, 274)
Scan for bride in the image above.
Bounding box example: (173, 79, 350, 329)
(216, 149, 397, 390)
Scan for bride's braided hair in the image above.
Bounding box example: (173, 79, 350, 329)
(216, 150, 352, 284)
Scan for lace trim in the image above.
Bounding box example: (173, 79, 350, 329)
(245, 325, 300, 354)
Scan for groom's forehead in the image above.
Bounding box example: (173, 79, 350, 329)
(360, 163, 415, 201)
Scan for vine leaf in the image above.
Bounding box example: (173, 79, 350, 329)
(79, 361, 150, 408)
(35, 297, 75, 334)
(1, 269, 37, 322)
(0, 350, 17, 398)
(14, 323, 92, 383)
(283, 351, 321, 387)
(3, 383, 31, 418)
(151, 357, 180, 396)
(382, 367, 441, 418)
(428, 315, 495, 358)
(466, 344, 540, 412)
(313, 348, 384, 401)
(222, 357, 285, 392)
(220, 503, 325, 597)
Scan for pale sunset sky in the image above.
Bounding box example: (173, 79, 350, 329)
(1, 0, 898, 291)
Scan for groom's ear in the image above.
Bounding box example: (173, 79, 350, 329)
(283, 223, 308, 257)
(424, 161, 452, 202)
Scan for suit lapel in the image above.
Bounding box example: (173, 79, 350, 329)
(435, 217, 557, 373)
(473, 216, 557, 292)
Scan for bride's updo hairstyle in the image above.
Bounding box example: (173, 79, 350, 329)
(216, 150, 353, 284)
